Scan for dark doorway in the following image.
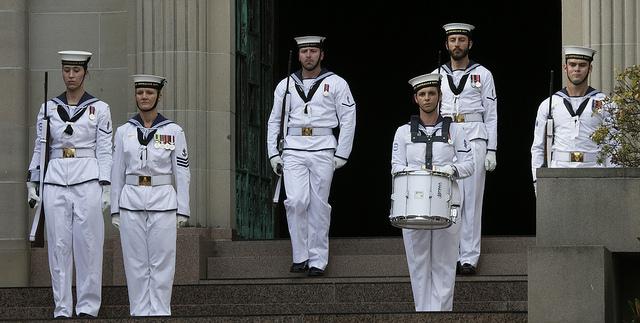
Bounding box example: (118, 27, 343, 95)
(273, 1, 561, 237)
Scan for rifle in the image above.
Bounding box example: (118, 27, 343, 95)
(29, 72, 50, 248)
(543, 70, 554, 167)
(272, 51, 293, 205)
(437, 50, 442, 110)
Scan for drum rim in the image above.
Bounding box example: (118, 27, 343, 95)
(390, 214, 453, 230)
(393, 170, 451, 178)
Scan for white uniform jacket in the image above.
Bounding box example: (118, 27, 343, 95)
(531, 87, 609, 181)
(28, 92, 112, 185)
(433, 62, 498, 151)
(111, 114, 190, 216)
(391, 117, 474, 178)
(267, 68, 357, 160)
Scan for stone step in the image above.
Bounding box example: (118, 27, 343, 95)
(208, 236, 535, 257)
(0, 312, 529, 322)
(207, 252, 527, 279)
(0, 278, 526, 320)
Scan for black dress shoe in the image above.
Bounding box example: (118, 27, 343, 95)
(307, 267, 324, 277)
(290, 260, 309, 273)
(459, 263, 477, 275)
(77, 313, 95, 318)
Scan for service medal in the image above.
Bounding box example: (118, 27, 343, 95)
(89, 106, 96, 120)
(592, 100, 603, 115)
(154, 134, 161, 149)
(471, 75, 481, 88)
(323, 84, 329, 96)
(159, 135, 165, 149)
(169, 135, 176, 150)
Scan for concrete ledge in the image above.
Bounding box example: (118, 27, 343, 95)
(537, 168, 640, 252)
(537, 167, 640, 178)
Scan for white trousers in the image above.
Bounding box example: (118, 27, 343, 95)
(282, 149, 334, 270)
(119, 210, 176, 316)
(459, 139, 487, 266)
(403, 221, 460, 312)
(44, 181, 103, 318)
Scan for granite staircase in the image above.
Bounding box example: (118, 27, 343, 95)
(0, 235, 532, 322)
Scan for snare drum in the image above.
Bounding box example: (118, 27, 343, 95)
(389, 170, 459, 230)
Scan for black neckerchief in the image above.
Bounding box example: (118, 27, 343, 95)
(137, 128, 158, 146)
(53, 91, 99, 135)
(291, 68, 334, 103)
(447, 74, 470, 95)
(443, 60, 480, 95)
(558, 87, 599, 117)
(127, 113, 173, 146)
(56, 106, 87, 135)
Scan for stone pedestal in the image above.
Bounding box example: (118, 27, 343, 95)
(529, 168, 640, 323)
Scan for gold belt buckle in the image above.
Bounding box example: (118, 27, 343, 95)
(454, 114, 465, 123)
(62, 148, 76, 158)
(302, 127, 313, 136)
(139, 176, 152, 186)
(570, 152, 584, 162)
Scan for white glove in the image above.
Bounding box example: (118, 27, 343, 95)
(177, 215, 189, 227)
(26, 182, 40, 208)
(533, 182, 537, 197)
(334, 157, 347, 169)
(438, 165, 456, 176)
(270, 156, 284, 175)
(111, 214, 120, 229)
(485, 151, 497, 171)
(101, 185, 111, 211)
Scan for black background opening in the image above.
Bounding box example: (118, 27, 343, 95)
(273, 0, 562, 237)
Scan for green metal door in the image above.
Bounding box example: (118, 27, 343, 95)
(235, 0, 276, 239)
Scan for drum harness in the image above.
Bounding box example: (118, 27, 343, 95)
(410, 115, 452, 171)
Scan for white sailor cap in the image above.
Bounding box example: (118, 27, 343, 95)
(58, 50, 92, 66)
(132, 74, 167, 90)
(294, 36, 326, 49)
(564, 46, 596, 62)
(443, 23, 475, 37)
(408, 73, 441, 92)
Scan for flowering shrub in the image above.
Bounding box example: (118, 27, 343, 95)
(591, 65, 640, 166)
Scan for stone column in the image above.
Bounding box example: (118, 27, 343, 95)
(128, 0, 235, 237)
(0, 0, 29, 287)
(562, 0, 640, 94)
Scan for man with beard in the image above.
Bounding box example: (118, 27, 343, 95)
(432, 23, 498, 276)
(267, 36, 356, 276)
(531, 46, 609, 192)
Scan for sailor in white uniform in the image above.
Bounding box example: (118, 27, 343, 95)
(26, 51, 112, 318)
(392, 73, 474, 311)
(432, 23, 498, 275)
(266, 36, 357, 276)
(531, 46, 609, 191)
(111, 75, 190, 316)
